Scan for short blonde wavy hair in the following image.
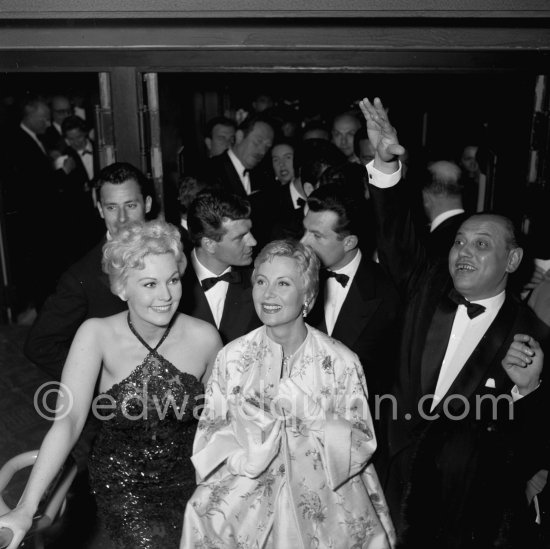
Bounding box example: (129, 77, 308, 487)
(252, 239, 320, 313)
(102, 220, 186, 297)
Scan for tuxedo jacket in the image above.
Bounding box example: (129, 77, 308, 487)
(269, 183, 305, 241)
(307, 255, 400, 397)
(370, 179, 550, 547)
(24, 239, 127, 380)
(202, 150, 277, 249)
(178, 260, 261, 345)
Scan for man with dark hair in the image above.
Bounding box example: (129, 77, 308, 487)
(203, 112, 276, 248)
(204, 116, 237, 158)
(179, 189, 261, 343)
(24, 162, 153, 380)
(301, 183, 400, 398)
(361, 96, 549, 547)
(421, 160, 466, 258)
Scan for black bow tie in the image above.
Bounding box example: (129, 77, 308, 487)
(296, 197, 306, 209)
(448, 288, 486, 319)
(201, 270, 242, 291)
(81, 150, 92, 156)
(322, 269, 350, 288)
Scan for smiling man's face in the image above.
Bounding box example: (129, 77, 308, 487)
(449, 215, 522, 301)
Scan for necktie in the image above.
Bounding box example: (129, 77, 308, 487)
(448, 288, 486, 319)
(202, 270, 242, 291)
(322, 269, 349, 288)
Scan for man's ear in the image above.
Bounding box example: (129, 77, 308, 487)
(343, 234, 358, 252)
(145, 196, 152, 214)
(201, 236, 217, 254)
(204, 137, 212, 153)
(97, 201, 105, 219)
(506, 247, 523, 273)
(235, 129, 244, 145)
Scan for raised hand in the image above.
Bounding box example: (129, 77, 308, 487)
(502, 334, 543, 395)
(359, 97, 405, 166)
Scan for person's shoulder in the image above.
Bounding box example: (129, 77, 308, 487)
(308, 325, 362, 362)
(176, 313, 222, 343)
(77, 311, 122, 340)
(225, 325, 264, 351)
(66, 239, 105, 276)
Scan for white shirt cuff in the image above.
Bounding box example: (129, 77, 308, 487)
(511, 382, 541, 402)
(365, 160, 402, 188)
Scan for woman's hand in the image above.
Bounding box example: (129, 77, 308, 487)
(227, 420, 283, 478)
(0, 505, 34, 549)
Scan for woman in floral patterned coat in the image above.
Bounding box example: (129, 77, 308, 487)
(181, 239, 395, 549)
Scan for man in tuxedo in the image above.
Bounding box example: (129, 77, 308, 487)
(270, 140, 307, 241)
(301, 183, 400, 398)
(180, 189, 261, 344)
(360, 96, 549, 547)
(203, 112, 275, 248)
(42, 94, 72, 153)
(422, 159, 466, 259)
(6, 97, 67, 316)
(24, 162, 153, 380)
(57, 115, 101, 263)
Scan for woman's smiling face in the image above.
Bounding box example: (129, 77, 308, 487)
(252, 255, 306, 331)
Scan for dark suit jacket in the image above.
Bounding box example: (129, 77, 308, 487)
(178, 260, 261, 344)
(269, 183, 305, 241)
(425, 211, 467, 260)
(308, 255, 400, 397)
(202, 150, 277, 249)
(370, 179, 550, 547)
(24, 239, 127, 380)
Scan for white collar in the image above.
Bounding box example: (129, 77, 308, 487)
(227, 148, 248, 178)
(331, 248, 362, 278)
(430, 209, 465, 232)
(288, 180, 305, 208)
(20, 122, 46, 154)
(470, 290, 506, 310)
(192, 248, 231, 280)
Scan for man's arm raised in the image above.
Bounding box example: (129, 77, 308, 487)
(359, 97, 405, 174)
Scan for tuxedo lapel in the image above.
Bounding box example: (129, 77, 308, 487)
(222, 152, 247, 197)
(420, 289, 458, 395)
(433, 295, 518, 416)
(331, 258, 381, 347)
(180, 265, 216, 326)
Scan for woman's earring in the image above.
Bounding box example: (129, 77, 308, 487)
(302, 301, 309, 318)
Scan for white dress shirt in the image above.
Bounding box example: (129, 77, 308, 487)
(430, 209, 465, 232)
(289, 180, 306, 209)
(192, 249, 230, 328)
(78, 141, 94, 180)
(227, 148, 251, 195)
(430, 291, 505, 410)
(324, 249, 362, 336)
(365, 161, 525, 403)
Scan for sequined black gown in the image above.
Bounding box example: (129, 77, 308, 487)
(89, 314, 203, 549)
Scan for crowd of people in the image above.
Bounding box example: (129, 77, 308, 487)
(0, 91, 548, 548)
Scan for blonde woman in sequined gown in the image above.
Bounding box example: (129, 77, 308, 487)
(181, 240, 395, 549)
(0, 221, 222, 549)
